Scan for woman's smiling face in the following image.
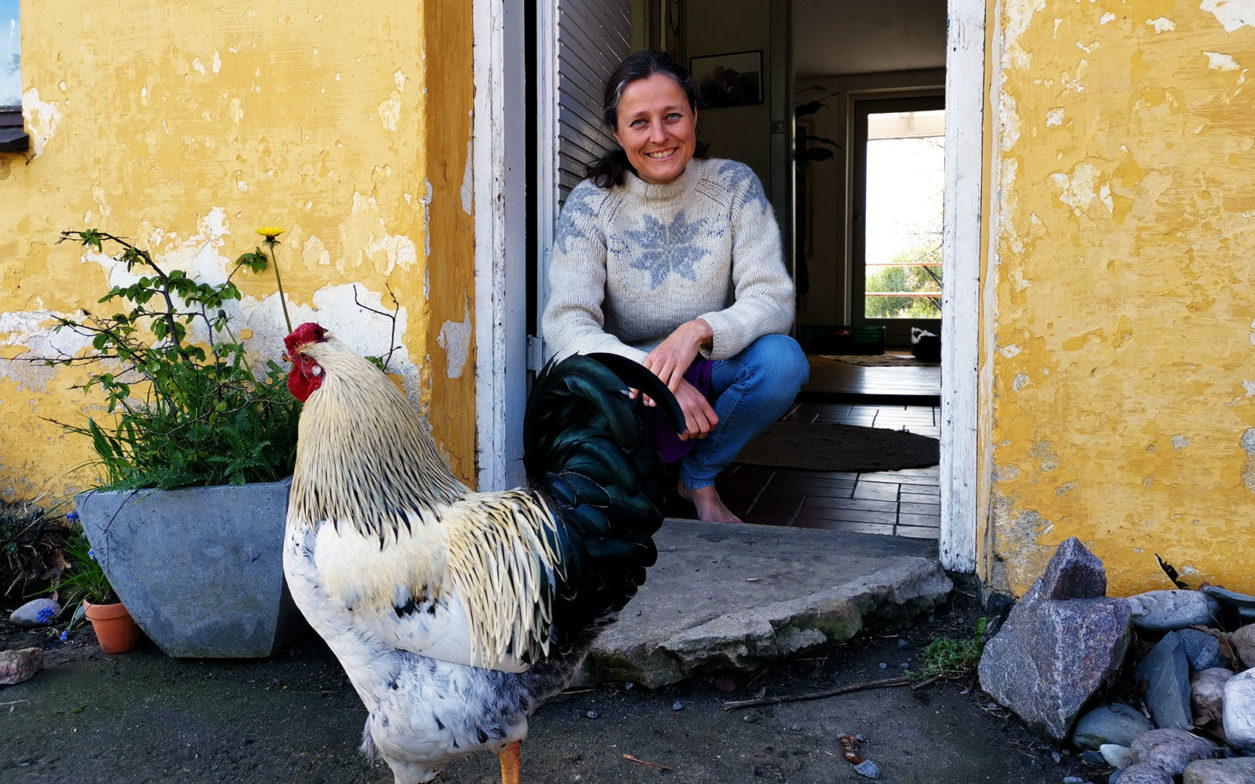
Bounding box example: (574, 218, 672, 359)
(612, 72, 698, 185)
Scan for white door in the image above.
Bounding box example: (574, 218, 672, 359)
(534, 0, 633, 362)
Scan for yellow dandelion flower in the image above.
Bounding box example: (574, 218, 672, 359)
(255, 226, 285, 242)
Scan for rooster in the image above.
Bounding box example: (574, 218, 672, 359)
(281, 322, 682, 784)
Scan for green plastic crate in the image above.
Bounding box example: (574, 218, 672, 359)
(800, 325, 886, 355)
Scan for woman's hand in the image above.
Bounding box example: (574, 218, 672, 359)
(673, 377, 718, 441)
(643, 319, 713, 392)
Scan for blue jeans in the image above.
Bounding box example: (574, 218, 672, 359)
(680, 334, 809, 490)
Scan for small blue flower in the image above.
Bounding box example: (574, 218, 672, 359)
(37, 606, 55, 624)
(66, 511, 79, 523)
(59, 630, 69, 642)
(88, 548, 97, 562)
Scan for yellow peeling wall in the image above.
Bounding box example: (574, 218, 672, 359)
(987, 0, 1255, 596)
(0, 2, 476, 500)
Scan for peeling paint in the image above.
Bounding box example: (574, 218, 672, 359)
(21, 88, 62, 157)
(1003, 0, 1047, 71)
(1204, 51, 1242, 70)
(437, 303, 472, 380)
(1050, 163, 1112, 215)
(1201, 0, 1255, 33)
(1148, 17, 1177, 33)
(462, 135, 474, 217)
(1029, 441, 1058, 471)
(421, 179, 434, 260)
(1045, 108, 1064, 126)
(1055, 481, 1077, 496)
(1012, 372, 1029, 391)
(1243, 429, 1255, 492)
(1172, 434, 1190, 450)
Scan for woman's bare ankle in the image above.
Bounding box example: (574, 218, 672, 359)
(677, 481, 742, 523)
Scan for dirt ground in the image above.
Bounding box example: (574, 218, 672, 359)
(1, 586, 1100, 784)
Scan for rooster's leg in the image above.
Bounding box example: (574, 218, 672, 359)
(499, 740, 521, 784)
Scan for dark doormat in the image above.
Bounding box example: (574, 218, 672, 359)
(820, 353, 937, 367)
(734, 422, 940, 473)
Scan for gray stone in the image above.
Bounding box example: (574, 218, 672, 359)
(1101, 743, 1137, 769)
(1130, 728, 1219, 776)
(1128, 590, 1221, 633)
(1025, 535, 1108, 603)
(9, 597, 60, 627)
(1223, 668, 1255, 753)
(1202, 585, 1255, 628)
(1183, 757, 1255, 784)
(0, 647, 44, 685)
(1177, 628, 1226, 672)
(1073, 703, 1154, 749)
(1135, 632, 1193, 730)
(853, 759, 881, 779)
(1232, 625, 1255, 670)
(587, 523, 952, 687)
(1191, 667, 1234, 728)
(979, 540, 1131, 742)
(1112, 763, 1173, 784)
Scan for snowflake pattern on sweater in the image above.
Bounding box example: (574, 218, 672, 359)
(621, 210, 710, 288)
(716, 160, 770, 212)
(554, 183, 603, 254)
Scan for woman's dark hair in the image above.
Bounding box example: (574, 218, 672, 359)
(586, 50, 701, 188)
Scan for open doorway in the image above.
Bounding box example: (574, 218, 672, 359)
(510, 0, 978, 566)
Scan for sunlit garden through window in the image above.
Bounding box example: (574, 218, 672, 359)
(864, 109, 944, 319)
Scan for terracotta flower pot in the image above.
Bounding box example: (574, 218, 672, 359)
(83, 600, 144, 654)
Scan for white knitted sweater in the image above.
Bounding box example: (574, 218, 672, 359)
(542, 157, 796, 364)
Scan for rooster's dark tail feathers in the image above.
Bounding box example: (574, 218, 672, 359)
(523, 353, 683, 628)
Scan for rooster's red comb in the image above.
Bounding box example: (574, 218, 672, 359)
(284, 322, 327, 358)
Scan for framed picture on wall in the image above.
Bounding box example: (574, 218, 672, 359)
(690, 50, 763, 108)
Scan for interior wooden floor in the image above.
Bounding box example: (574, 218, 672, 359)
(667, 353, 943, 540)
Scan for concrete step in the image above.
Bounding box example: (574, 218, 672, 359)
(584, 520, 954, 687)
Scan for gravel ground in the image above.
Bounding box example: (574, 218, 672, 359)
(1, 586, 1101, 784)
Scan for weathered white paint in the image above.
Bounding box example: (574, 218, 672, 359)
(438, 306, 472, 380)
(1204, 51, 1241, 70)
(472, 0, 528, 491)
(1202, 0, 1255, 33)
(21, 87, 62, 157)
(939, 0, 985, 573)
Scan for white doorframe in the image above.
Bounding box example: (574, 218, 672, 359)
(939, 0, 985, 572)
(472, 0, 528, 492)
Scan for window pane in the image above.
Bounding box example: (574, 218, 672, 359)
(864, 109, 944, 319)
(1, 0, 18, 109)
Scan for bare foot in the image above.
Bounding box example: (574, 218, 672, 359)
(677, 482, 742, 523)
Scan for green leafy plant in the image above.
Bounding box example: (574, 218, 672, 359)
(44, 228, 301, 491)
(911, 617, 988, 680)
(36, 511, 114, 642)
(1, 498, 70, 601)
(53, 521, 115, 607)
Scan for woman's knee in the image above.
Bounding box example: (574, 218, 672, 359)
(748, 334, 809, 389)
(727, 334, 808, 407)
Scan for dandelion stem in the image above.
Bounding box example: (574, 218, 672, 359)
(266, 239, 293, 333)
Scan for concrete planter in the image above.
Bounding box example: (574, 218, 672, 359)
(73, 477, 303, 658)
